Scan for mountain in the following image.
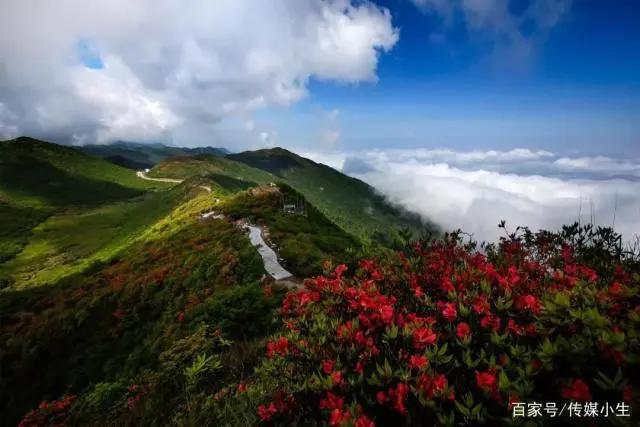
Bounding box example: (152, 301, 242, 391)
(0, 137, 161, 204)
(149, 154, 273, 188)
(153, 147, 436, 243)
(2, 142, 637, 426)
(0, 137, 169, 268)
(229, 148, 437, 242)
(0, 137, 365, 424)
(79, 141, 229, 170)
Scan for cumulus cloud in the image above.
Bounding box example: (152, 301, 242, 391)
(411, 0, 572, 70)
(0, 0, 398, 145)
(303, 148, 640, 242)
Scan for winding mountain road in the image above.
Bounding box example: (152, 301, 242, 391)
(138, 170, 295, 285)
(246, 225, 293, 280)
(136, 171, 211, 192)
(136, 171, 183, 183)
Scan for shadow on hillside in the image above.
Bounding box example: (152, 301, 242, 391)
(0, 203, 51, 263)
(227, 149, 301, 175)
(207, 172, 256, 193)
(0, 158, 142, 206)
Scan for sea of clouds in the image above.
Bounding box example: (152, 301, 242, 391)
(303, 148, 640, 243)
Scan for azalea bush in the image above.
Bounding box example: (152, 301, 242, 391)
(245, 224, 639, 426)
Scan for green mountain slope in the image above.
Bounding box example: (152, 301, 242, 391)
(0, 147, 363, 424)
(148, 155, 274, 186)
(150, 148, 435, 243)
(0, 199, 272, 425)
(229, 148, 436, 242)
(0, 137, 170, 267)
(221, 183, 359, 277)
(0, 138, 421, 425)
(80, 141, 229, 170)
(1, 137, 163, 205)
(0, 187, 195, 288)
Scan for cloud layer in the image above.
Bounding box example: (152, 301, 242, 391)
(303, 148, 640, 242)
(0, 0, 397, 145)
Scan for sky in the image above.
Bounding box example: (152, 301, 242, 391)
(1, 0, 639, 241)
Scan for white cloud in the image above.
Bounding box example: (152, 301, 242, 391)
(258, 130, 278, 146)
(303, 147, 640, 242)
(0, 0, 397, 145)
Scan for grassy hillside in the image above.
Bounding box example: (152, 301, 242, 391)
(80, 141, 229, 170)
(151, 148, 436, 244)
(0, 186, 202, 289)
(221, 183, 360, 277)
(0, 137, 171, 268)
(0, 138, 422, 426)
(149, 155, 274, 185)
(228, 148, 436, 243)
(0, 193, 276, 425)
(0, 137, 164, 206)
(0, 140, 368, 425)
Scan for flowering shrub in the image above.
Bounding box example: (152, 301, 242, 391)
(251, 225, 640, 425)
(18, 395, 76, 427)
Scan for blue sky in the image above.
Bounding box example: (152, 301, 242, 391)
(2, 0, 638, 156)
(2, 0, 638, 238)
(259, 0, 639, 156)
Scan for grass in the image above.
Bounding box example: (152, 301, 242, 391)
(221, 184, 360, 277)
(149, 155, 273, 185)
(0, 137, 167, 206)
(0, 187, 201, 288)
(222, 148, 439, 243)
(0, 138, 420, 425)
(151, 149, 436, 245)
(0, 137, 173, 269)
(80, 141, 228, 170)
(0, 204, 274, 425)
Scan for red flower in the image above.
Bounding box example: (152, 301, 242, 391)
(441, 277, 455, 293)
(329, 408, 350, 426)
(320, 392, 344, 410)
(322, 359, 335, 375)
(331, 371, 343, 386)
(481, 314, 501, 331)
(379, 305, 394, 324)
(258, 403, 278, 421)
(472, 296, 490, 314)
(517, 294, 541, 314)
(623, 386, 633, 403)
(417, 373, 448, 399)
(414, 286, 424, 298)
(412, 327, 437, 350)
(266, 336, 290, 358)
(177, 311, 185, 322)
(456, 322, 471, 339)
(376, 391, 387, 404)
(409, 354, 428, 369)
(507, 319, 525, 336)
(432, 374, 448, 394)
(561, 379, 592, 401)
(355, 415, 375, 427)
(475, 370, 497, 393)
(237, 383, 247, 393)
(388, 383, 409, 414)
(441, 303, 457, 322)
(609, 282, 624, 296)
